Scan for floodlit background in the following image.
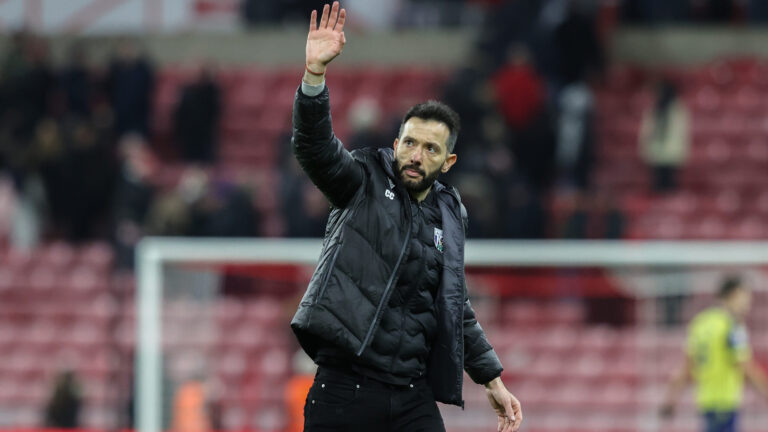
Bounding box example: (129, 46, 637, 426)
(0, 0, 768, 431)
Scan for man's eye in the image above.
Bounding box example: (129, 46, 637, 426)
(405, 140, 414, 146)
(428, 146, 435, 153)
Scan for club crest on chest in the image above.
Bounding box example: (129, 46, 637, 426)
(434, 228, 444, 253)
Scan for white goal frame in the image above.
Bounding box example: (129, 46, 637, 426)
(135, 238, 768, 432)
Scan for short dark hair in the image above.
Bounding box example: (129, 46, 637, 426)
(718, 275, 745, 300)
(398, 101, 460, 153)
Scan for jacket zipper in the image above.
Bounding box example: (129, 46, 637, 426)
(356, 184, 413, 356)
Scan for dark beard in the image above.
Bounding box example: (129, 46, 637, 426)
(392, 159, 442, 193)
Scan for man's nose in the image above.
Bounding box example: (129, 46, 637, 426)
(410, 150, 423, 164)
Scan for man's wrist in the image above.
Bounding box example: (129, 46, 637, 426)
(306, 63, 326, 76)
(303, 70, 325, 87)
(484, 376, 504, 390)
(303, 62, 326, 86)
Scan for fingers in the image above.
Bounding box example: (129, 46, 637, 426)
(335, 8, 346, 31)
(328, 1, 340, 29)
(309, 9, 317, 32)
(511, 396, 523, 431)
(319, 3, 330, 29)
(502, 415, 514, 432)
(503, 396, 515, 424)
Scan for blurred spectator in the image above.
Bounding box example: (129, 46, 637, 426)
(639, 80, 690, 193)
(560, 192, 589, 239)
(52, 118, 117, 241)
(107, 39, 155, 137)
(44, 370, 82, 429)
(9, 171, 45, 251)
(748, 0, 768, 22)
(346, 96, 387, 151)
(249, 0, 318, 24)
(112, 134, 157, 268)
(502, 175, 547, 238)
(593, 190, 625, 239)
(0, 175, 14, 241)
(0, 31, 31, 85)
(284, 350, 317, 432)
(508, 106, 557, 193)
(550, 0, 604, 88)
(621, 0, 691, 24)
(486, 43, 557, 192)
(241, 0, 284, 25)
(693, 0, 736, 22)
(173, 64, 221, 164)
(622, 0, 742, 23)
(556, 83, 595, 190)
(477, 0, 544, 68)
(184, 169, 259, 238)
(281, 175, 329, 238)
(491, 45, 546, 132)
(559, 190, 625, 239)
(59, 43, 94, 118)
(11, 36, 55, 139)
(172, 379, 212, 432)
(454, 173, 499, 238)
(441, 59, 495, 155)
(0, 35, 54, 194)
(533, 1, 601, 191)
(146, 191, 192, 236)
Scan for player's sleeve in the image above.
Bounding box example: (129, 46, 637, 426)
(292, 83, 364, 209)
(462, 292, 503, 385)
(728, 323, 752, 364)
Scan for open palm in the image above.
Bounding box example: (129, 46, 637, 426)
(306, 2, 347, 73)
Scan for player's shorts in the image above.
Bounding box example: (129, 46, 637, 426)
(703, 411, 738, 432)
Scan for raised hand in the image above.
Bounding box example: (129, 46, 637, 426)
(306, 1, 347, 76)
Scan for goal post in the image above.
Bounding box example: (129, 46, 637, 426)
(135, 239, 768, 432)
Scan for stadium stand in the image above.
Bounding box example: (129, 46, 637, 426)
(1, 57, 768, 432)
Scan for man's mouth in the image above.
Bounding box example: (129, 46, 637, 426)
(403, 166, 424, 178)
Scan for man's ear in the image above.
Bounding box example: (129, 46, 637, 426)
(441, 153, 457, 173)
(393, 138, 399, 151)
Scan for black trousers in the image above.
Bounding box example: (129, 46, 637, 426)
(303, 367, 446, 432)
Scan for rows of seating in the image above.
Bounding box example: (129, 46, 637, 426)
(594, 59, 768, 240)
(1, 243, 767, 431)
(0, 242, 120, 429)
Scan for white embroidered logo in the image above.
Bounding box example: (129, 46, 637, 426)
(434, 228, 444, 252)
(385, 189, 395, 200)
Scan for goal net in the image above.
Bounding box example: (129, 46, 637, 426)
(135, 239, 768, 432)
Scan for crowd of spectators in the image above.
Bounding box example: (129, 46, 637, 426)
(622, 0, 768, 24)
(0, 33, 256, 267)
(433, 0, 625, 239)
(1, 0, 724, 262)
(240, 0, 768, 28)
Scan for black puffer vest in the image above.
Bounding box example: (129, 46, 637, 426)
(316, 186, 444, 383)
